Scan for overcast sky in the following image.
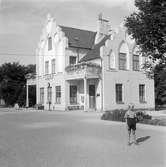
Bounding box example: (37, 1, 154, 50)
(0, 0, 136, 65)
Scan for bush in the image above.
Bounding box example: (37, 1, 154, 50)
(140, 119, 166, 126)
(101, 109, 126, 122)
(136, 111, 152, 122)
(101, 110, 166, 126)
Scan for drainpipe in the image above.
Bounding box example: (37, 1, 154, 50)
(101, 57, 103, 112)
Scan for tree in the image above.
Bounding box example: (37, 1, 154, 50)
(125, 0, 166, 64)
(153, 64, 166, 106)
(0, 62, 36, 107)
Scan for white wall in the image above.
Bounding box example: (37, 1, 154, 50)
(102, 27, 155, 110)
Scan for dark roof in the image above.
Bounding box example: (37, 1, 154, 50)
(80, 35, 110, 62)
(60, 26, 96, 49)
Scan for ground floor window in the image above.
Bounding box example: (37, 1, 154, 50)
(139, 84, 145, 103)
(70, 85, 77, 104)
(47, 86, 52, 103)
(55, 86, 61, 104)
(116, 84, 123, 103)
(40, 87, 44, 104)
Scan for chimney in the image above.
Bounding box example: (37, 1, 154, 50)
(95, 13, 111, 44)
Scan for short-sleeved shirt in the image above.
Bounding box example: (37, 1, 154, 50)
(124, 110, 137, 119)
(124, 110, 137, 130)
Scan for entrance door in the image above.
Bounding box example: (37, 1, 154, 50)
(89, 85, 96, 109)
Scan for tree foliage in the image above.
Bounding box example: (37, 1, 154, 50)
(0, 62, 36, 107)
(125, 0, 166, 63)
(153, 64, 166, 106)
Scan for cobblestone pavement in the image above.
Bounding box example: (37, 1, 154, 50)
(0, 110, 165, 167)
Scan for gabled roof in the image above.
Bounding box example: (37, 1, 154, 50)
(60, 26, 96, 49)
(80, 35, 110, 62)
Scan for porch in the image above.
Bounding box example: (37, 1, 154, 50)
(65, 62, 102, 111)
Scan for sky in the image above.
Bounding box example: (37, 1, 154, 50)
(0, 0, 136, 65)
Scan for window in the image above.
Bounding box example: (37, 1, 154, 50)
(107, 54, 110, 69)
(55, 86, 61, 104)
(133, 46, 140, 71)
(52, 59, 56, 73)
(48, 37, 52, 50)
(119, 53, 126, 70)
(139, 84, 145, 103)
(47, 86, 52, 103)
(116, 84, 123, 103)
(40, 88, 44, 104)
(133, 54, 139, 71)
(110, 52, 116, 69)
(45, 61, 49, 74)
(69, 56, 77, 65)
(119, 42, 129, 70)
(70, 85, 77, 104)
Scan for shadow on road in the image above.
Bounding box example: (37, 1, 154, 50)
(136, 136, 151, 144)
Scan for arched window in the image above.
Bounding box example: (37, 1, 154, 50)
(110, 51, 116, 69)
(119, 42, 129, 70)
(133, 46, 140, 71)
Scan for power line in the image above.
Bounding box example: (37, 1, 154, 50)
(0, 53, 77, 57)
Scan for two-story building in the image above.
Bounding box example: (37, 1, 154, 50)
(27, 14, 155, 111)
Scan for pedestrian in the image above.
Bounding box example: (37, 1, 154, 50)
(14, 103, 19, 110)
(124, 103, 138, 145)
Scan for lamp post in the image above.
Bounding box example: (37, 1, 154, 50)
(48, 82, 51, 111)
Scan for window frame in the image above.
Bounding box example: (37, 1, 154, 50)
(70, 85, 77, 104)
(133, 54, 140, 71)
(47, 86, 52, 103)
(45, 61, 49, 75)
(69, 56, 77, 65)
(115, 84, 123, 104)
(119, 53, 127, 70)
(51, 59, 56, 74)
(48, 37, 52, 51)
(40, 87, 44, 104)
(55, 86, 61, 104)
(139, 84, 146, 103)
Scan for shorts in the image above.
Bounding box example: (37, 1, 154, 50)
(127, 118, 136, 131)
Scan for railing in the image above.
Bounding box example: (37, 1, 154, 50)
(65, 62, 102, 76)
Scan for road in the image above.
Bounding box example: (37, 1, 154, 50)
(0, 110, 165, 167)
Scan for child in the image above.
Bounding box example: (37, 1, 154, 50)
(124, 103, 138, 145)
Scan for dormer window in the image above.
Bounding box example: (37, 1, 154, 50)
(48, 37, 52, 50)
(69, 56, 77, 65)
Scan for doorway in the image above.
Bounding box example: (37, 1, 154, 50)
(89, 85, 96, 109)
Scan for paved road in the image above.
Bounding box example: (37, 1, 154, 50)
(0, 110, 165, 167)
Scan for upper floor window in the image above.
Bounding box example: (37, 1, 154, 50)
(69, 56, 77, 65)
(133, 47, 140, 71)
(51, 59, 56, 73)
(45, 61, 49, 74)
(119, 42, 129, 70)
(119, 53, 126, 70)
(48, 37, 52, 50)
(108, 51, 116, 69)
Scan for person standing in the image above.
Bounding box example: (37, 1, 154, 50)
(124, 103, 138, 145)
